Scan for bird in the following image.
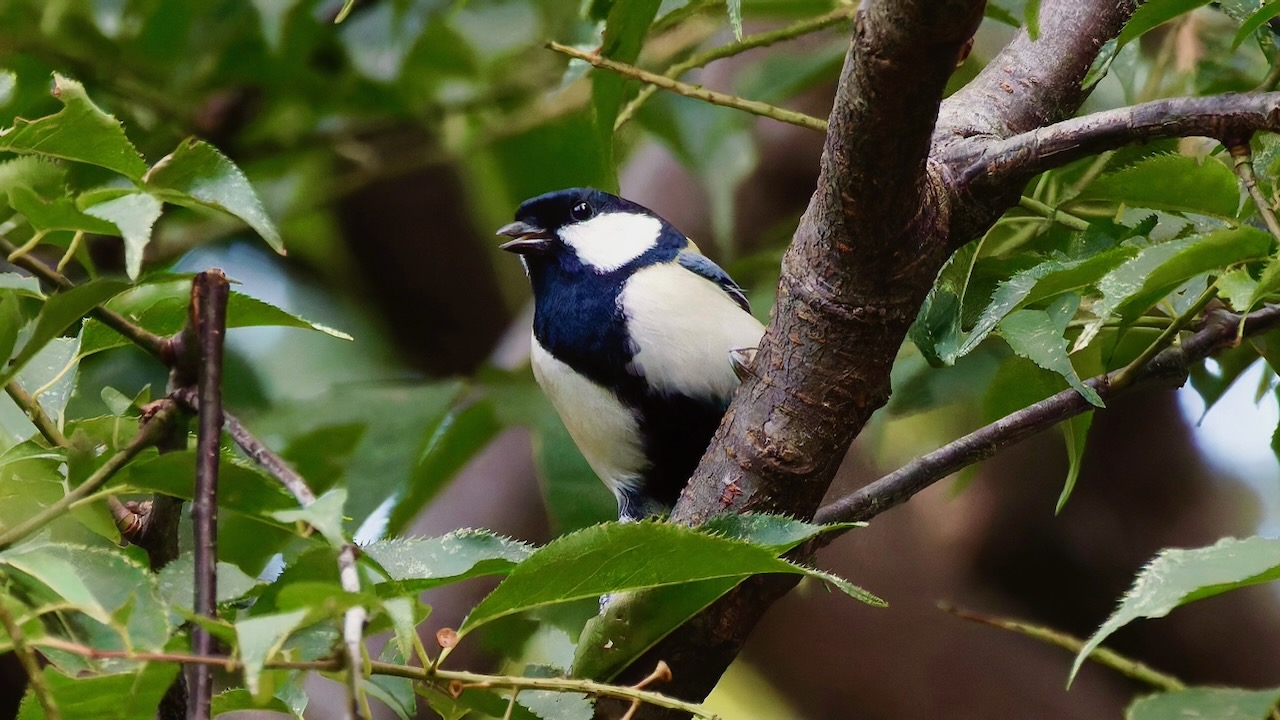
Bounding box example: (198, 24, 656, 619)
(497, 188, 765, 520)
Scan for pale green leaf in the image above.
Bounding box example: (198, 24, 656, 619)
(272, 487, 348, 547)
(1072, 536, 1280, 683)
(363, 528, 532, 596)
(16, 662, 179, 720)
(1074, 154, 1241, 219)
(1233, 1, 1280, 49)
(0, 279, 131, 388)
(83, 192, 164, 280)
(1127, 687, 1280, 720)
(235, 608, 310, 695)
(998, 300, 1103, 407)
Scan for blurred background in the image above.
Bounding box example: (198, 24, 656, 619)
(2, 1, 1280, 718)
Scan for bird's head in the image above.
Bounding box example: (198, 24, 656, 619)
(497, 188, 685, 277)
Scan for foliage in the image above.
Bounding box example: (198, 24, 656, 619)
(1, 1, 1280, 719)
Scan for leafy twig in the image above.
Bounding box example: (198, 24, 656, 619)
(814, 303, 1280, 530)
(547, 41, 828, 132)
(1016, 195, 1091, 231)
(0, 235, 168, 359)
(32, 640, 717, 720)
(1111, 282, 1218, 391)
(0, 399, 181, 550)
(189, 271, 229, 720)
(938, 603, 1184, 691)
(0, 598, 60, 720)
(614, 7, 856, 129)
(5, 381, 68, 448)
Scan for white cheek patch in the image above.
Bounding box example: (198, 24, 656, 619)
(559, 212, 663, 273)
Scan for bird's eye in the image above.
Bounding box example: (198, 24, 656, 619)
(570, 201, 594, 222)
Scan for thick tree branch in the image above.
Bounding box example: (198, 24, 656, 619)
(815, 304, 1280, 529)
(948, 93, 1280, 186)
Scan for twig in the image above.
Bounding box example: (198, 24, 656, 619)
(948, 93, 1280, 186)
(189, 270, 229, 720)
(338, 544, 369, 720)
(1229, 141, 1280, 244)
(0, 399, 181, 550)
(1016, 195, 1091, 231)
(614, 7, 856, 129)
(547, 41, 828, 133)
(938, 603, 1184, 691)
(1111, 283, 1218, 391)
(5, 381, 68, 448)
(814, 304, 1280, 529)
(0, 598, 60, 720)
(0, 236, 168, 359)
(32, 640, 718, 720)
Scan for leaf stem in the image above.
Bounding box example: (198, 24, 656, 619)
(0, 400, 181, 550)
(1229, 141, 1280, 245)
(547, 41, 828, 133)
(615, 7, 856, 129)
(0, 598, 61, 720)
(1112, 283, 1219, 391)
(1017, 195, 1091, 231)
(5, 381, 68, 448)
(938, 603, 1184, 691)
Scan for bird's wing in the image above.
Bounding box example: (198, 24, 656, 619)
(676, 252, 751, 313)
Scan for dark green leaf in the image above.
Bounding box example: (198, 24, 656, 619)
(1233, 2, 1280, 49)
(998, 296, 1103, 406)
(1056, 411, 1094, 513)
(144, 137, 283, 253)
(0, 279, 131, 388)
(1072, 536, 1280, 683)
(1073, 154, 1240, 219)
(0, 74, 147, 179)
(1126, 687, 1280, 720)
(16, 662, 178, 720)
(7, 185, 118, 235)
(592, 0, 663, 183)
(459, 521, 881, 637)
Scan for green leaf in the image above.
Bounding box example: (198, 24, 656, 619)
(1075, 227, 1274, 350)
(385, 400, 502, 537)
(984, 2, 1021, 27)
(1024, 0, 1040, 39)
(81, 278, 351, 357)
(144, 137, 283, 253)
(1073, 154, 1240, 219)
(16, 662, 179, 720)
(1056, 411, 1094, 513)
(1116, 0, 1212, 48)
(272, 487, 347, 547)
(1234, 1, 1280, 49)
(910, 240, 980, 366)
(1219, 266, 1261, 311)
(0, 74, 147, 179)
(592, 0, 663, 183)
(363, 529, 532, 596)
(998, 297, 1103, 407)
(156, 552, 261, 614)
(573, 514, 855, 680)
(1071, 536, 1280, 683)
(1190, 343, 1258, 421)
(459, 521, 881, 638)
(0, 279, 132, 388)
(7, 185, 118, 235)
(82, 192, 164, 280)
(109, 449, 301, 520)
(1126, 687, 1280, 720)
(727, 0, 744, 40)
(235, 608, 310, 696)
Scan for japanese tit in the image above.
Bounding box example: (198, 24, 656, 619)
(498, 188, 764, 520)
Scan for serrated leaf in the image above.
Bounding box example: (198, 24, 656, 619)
(363, 529, 532, 596)
(0, 279, 131, 389)
(83, 192, 163, 280)
(459, 521, 881, 638)
(1233, 1, 1280, 49)
(1126, 687, 1280, 720)
(0, 74, 147, 179)
(1075, 227, 1273, 351)
(1071, 536, 1280, 683)
(1219, 266, 1261, 311)
(1116, 0, 1212, 48)
(1074, 154, 1241, 219)
(7, 185, 118, 235)
(235, 608, 310, 696)
(998, 298, 1103, 407)
(109, 449, 300, 520)
(16, 662, 179, 720)
(144, 137, 283, 253)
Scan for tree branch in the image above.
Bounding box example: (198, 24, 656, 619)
(948, 93, 1280, 186)
(814, 303, 1280, 528)
(189, 270, 229, 720)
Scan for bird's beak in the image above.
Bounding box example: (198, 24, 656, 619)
(496, 221, 554, 255)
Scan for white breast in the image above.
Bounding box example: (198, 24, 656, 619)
(530, 336, 647, 498)
(619, 263, 766, 401)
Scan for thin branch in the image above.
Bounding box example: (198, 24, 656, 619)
(0, 235, 168, 359)
(0, 598, 60, 720)
(5, 381, 68, 448)
(1229, 141, 1280, 243)
(946, 93, 1280, 187)
(547, 42, 828, 132)
(614, 7, 856, 129)
(338, 544, 368, 720)
(1111, 283, 1218, 391)
(189, 270, 229, 720)
(31, 640, 716, 720)
(0, 399, 181, 550)
(814, 304, 1280, 529)
(1016, 196, 1090, 232)
(938, 604, 1184, 692)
